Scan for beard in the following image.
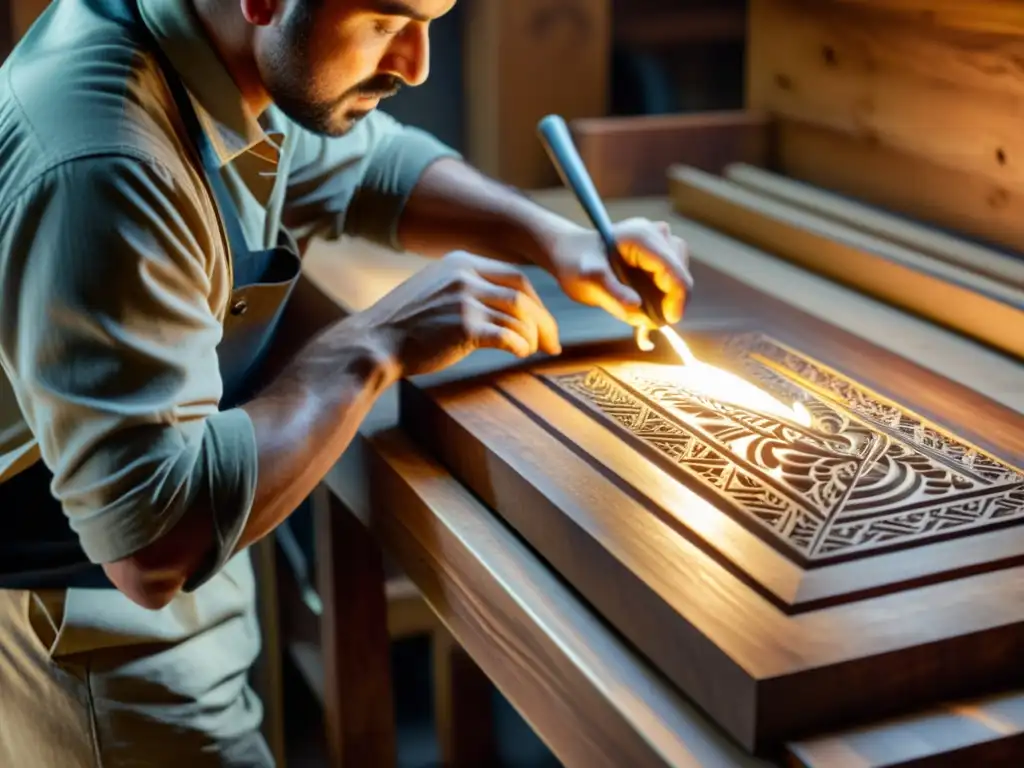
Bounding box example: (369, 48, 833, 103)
(255, 6, 403, 137)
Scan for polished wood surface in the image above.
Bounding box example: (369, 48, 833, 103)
(787, 689, 1024, 767)
(747, 0, 1024, 254)
(303, 189, 1022, 765)
(361, 429, 768, 767)
(396, 207, 1024, 752)
(569, 111, 771, 198)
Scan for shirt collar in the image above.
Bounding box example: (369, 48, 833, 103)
(138, 0, 271, 166)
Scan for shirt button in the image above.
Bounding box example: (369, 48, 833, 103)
(231, 299, 248, 316)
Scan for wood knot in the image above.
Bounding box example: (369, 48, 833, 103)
(775, 73, 793, 91)
(987, 187, 1011, 210)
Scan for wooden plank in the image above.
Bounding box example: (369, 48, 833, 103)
(313, 486, 397, 768)
(787, 690, 1024, 767)
(771, 120, 1024, 257)
(401, 315, 1024, 756)
(363, 429, 768, 768)
(464, 0, 611, 189)
(723, 163, 1024, 289)
(746, 0, 1024, 253)
(569, 111, 771, 198)
(831, 0, 1024, 35)
(667, 165, 1024, 359)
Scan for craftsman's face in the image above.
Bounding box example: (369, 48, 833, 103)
(254, 0, 454, 136)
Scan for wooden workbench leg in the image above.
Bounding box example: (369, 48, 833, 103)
(433, 629, 497, 766)
(313, 485, 397, 768)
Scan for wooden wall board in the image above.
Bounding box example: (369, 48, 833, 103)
(464, 0, 611, 189)
(569, 111, 771, 198)
(399, 255, 1024, 754)
(723, 163, 1024, 290)
(746, 0, 1024, 254)
(668, 165, 1024, 360)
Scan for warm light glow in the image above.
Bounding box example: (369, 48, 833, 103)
(657, 328, 813, 428)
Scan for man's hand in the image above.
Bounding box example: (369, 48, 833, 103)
(539, 218, 692, 329)
(349, 251, 562, 376)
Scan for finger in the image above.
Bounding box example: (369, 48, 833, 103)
(618, 239, 691, 324)
(464, 255, 547, 307)
(470, 272, 561, 355)
(470, 284, 540, 353)
(574, 278, 656, 329)
(474, 321, 533, 358)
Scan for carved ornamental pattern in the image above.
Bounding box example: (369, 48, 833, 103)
(545, 334, 1024, 562)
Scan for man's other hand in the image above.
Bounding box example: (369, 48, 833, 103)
(349, 251, 562, 377)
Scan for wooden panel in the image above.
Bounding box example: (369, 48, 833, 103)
(787, 690, 1024, 767)
(668, 165, 1024, 359)
(363, 430, 768, 768)
(747, 0, 1024, 253)
(399, 258, 1024, 753)
(12, 0, 49, 40)
(723, 163, 1024, 289)
(464, 0, 611, 189)
(569, 111, 771, 198)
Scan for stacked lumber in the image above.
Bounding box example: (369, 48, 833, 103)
(668, 161, 1024, 360)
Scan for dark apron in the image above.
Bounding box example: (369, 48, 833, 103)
(0, 0, 301, 590)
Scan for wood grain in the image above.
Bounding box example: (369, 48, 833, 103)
(747, 0, 1024, 253)
(668, 165, 1024, 359)
(313, 486, 397, 768)
(724, 163, 1024, 289)
(398, 233, 1024, 752)
(787, 689, 1024, 767)
(363, 429, 769, 767)
(569, 111, 771, 198)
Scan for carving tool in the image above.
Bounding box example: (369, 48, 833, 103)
(537, 114, 675, 341)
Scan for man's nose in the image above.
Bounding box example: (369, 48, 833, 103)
(384, 23, 430, 87)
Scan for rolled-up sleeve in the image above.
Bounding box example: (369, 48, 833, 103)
(0, 154, 257, 581)
(281, 109, 460, 249)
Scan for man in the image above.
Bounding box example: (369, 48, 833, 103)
(0, 0, 690, 764)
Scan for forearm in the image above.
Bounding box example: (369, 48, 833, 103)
(396, 157, 584, 267)
(238, 324, 398, 548)
(105, 322, 399, 608)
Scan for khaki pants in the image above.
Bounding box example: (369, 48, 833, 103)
(0, 553, 273, 767)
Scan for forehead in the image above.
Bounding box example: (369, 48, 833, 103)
(354, 0, 457, 22)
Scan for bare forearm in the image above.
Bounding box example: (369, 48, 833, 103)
(397, 157, 583, 267)
(238, 324, 398, 548)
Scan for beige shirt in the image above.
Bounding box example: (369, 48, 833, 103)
(0, 0, 456, 584)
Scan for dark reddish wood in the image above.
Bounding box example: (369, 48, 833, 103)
(786, 689, 1024, 767)
(569, 111, 771, 198)
(313, 486, 397, 768)
(398, 258, 1024, 755)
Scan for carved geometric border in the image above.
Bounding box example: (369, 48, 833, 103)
(543, 334, 1024, 566)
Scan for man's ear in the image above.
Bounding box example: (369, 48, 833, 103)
(240, 0, 278, 26)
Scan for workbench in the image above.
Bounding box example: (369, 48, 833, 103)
(283, 182, 1022, 766)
